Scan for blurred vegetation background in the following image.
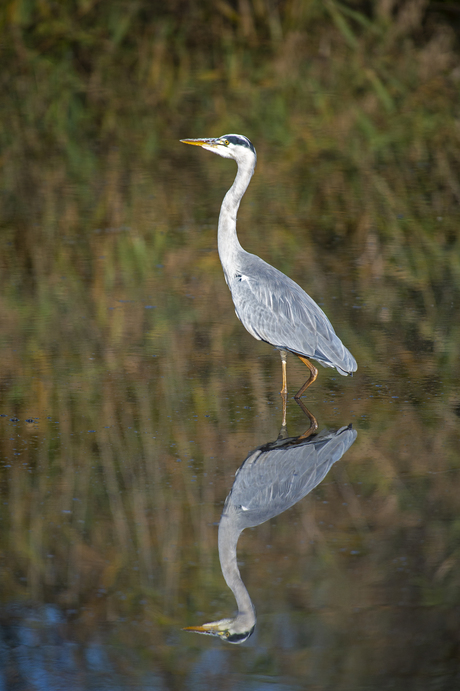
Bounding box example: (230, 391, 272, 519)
(1, 1, 460, 686)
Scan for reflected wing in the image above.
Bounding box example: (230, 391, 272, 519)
(227, 426, 357, 526)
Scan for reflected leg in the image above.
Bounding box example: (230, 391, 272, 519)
(294, 356, 318, 399)
(295, 399, 318, 438)
(279, 350, 288, 395)
(278, 392, 288, 437)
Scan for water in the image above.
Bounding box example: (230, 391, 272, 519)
(0, 155, 459, 690)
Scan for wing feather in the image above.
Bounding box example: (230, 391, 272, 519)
(227, 253, 357, 374)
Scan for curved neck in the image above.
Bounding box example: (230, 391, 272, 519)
(218, 155, 256, 275)
(218, 513, 255, 626)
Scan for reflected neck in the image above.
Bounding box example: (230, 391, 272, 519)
(218, 513, 255, 625)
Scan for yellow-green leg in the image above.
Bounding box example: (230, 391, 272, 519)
(279, 350, 288, 395)
(294, 356, 318, 399)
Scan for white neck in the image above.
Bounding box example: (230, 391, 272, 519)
(217, 154, 256, 276)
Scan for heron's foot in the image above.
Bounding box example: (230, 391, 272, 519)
(294, 382, 311, 400)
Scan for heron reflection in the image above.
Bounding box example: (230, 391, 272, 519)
(184, 404, 357, 644)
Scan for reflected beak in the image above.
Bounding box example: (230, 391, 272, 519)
(180, 138, 218, 148)
(183, 622, 222, 637)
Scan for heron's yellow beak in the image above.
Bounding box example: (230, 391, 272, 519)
(180, 138, 218, 147)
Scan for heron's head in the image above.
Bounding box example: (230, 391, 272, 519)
(183, 617, 255, 644)
(180, 134, 256, 166)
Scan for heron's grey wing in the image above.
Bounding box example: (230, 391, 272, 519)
(229, 256, 357, 373)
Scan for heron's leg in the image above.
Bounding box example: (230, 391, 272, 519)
(279, 350, 288, 395)
(294, 356, 318, 399)
(295, 399, 318, 438)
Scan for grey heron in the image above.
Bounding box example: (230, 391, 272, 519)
(184, 405, 357, 643)
(181, 134, 357, 397)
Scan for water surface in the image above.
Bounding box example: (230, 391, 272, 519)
(0, 154, 459, 690)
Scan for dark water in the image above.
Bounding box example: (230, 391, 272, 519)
(0, 154, 459, 690)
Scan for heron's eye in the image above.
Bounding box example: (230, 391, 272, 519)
(224, 139, 229, 145)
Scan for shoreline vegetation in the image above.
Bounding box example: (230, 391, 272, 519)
(2, 1, 459, 233)
(1, 4, 459, 287)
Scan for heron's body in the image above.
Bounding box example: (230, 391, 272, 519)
(181, 134, 357, 395)
(224, 252, 355, 375)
